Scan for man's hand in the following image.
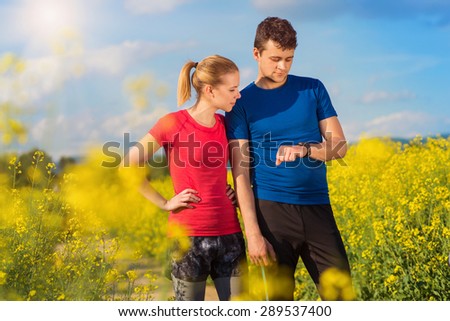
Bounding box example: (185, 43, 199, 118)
(246, 234, 277, 266)
(275, 145, 306, 166)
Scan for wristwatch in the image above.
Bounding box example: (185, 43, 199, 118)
(298, 142, 311, 158)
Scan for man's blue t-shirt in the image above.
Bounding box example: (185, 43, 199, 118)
(225, 75, 337, 205)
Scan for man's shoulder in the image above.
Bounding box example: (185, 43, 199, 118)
(239, 81, 257, 95)
(233, 82, 258, 110)
(288, 75, 320, 86)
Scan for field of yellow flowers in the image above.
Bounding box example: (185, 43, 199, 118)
(0, 136, 449, 301)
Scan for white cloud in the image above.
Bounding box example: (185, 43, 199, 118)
(0, 54, 80, 107)
(26, 105, 170, 159)
(342, 110, 443, 142)
(365, 111, 435, 138)
(101, 106, 169, 140)
(0, 40, 192, 106)
(86, 41, 192, 75)
(124, 0, 190, 15)
(361, 90, 416, 104)
(29, 111, 98, 159)
(367, 111, 428, 127)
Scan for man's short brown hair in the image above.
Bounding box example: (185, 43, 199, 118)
(254, 17, 298, 52)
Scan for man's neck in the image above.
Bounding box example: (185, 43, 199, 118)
(254, 75, 288, 90)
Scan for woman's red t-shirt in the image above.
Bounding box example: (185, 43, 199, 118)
(149, 110, 241, 236)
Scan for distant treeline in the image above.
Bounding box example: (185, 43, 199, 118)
(0, 148, 169, 189)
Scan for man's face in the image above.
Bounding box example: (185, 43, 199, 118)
(254, 39, 295, 87)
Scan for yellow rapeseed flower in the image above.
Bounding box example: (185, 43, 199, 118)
(319, 268, 355, 301)
(0, 271, 7, 285)
(384, 274, 397, 286)
(126, 270, 138, 282)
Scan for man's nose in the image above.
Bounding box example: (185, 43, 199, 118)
(277, 61, 286, 70)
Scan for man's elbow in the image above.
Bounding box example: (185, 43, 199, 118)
(337, 140, 347, 158)
(329, 139, 347, 160)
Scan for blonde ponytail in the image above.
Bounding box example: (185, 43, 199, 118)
(177, 60, 197, 107)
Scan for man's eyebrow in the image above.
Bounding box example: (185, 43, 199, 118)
(269, 55, 294, 59)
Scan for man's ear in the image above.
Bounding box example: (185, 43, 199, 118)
(253, 47, 260, 61)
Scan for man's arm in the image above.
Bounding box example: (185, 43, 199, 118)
(229, 139, 276, 266)
(312, 115, 347, 161)
(275, 116, 347, 164)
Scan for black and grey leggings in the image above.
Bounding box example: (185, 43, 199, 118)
(170, 232, 247, 301)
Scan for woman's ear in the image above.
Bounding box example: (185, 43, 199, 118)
(204, 84, 214, 98)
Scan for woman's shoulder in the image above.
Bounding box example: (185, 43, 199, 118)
(160, 109, 186, 120)
(154, 110, 186, 132)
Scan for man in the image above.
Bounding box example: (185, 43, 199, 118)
(225, 17, 351, 300)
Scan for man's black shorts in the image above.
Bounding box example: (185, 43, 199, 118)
(255, 199, 350, 286)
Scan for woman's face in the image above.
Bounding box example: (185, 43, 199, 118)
(211, 71, 241, 112)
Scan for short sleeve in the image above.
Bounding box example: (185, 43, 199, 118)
(225, 100, 249, 140)
(149, 113, 179, 146)
(315, 80, 338, 121)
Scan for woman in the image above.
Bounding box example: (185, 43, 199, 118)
(123, 55, 246, 300)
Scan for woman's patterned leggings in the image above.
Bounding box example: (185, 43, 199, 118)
(170, 232, 247, 301)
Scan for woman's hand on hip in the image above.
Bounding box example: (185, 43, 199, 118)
(163, 188, 200, 212)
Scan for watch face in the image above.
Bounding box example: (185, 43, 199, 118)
(298, 142, 310, 158)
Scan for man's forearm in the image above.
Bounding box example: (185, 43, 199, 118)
(235, 177, 261, 237)
(309, 138, 347, 162)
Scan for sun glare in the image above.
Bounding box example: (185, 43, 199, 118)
(20, 0, 83, 42)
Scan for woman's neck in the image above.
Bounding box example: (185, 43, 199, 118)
(187, 101, 217, 127)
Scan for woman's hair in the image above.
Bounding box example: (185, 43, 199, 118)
(254, 17, 297, 52)
(177, 55, 239, 106)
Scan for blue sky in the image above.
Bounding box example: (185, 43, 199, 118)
(1, 0, 449, 159)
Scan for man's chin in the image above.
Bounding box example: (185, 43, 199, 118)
(272, 74, 288, 83)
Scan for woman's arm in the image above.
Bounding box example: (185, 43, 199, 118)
(121, 133, 200, 211)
